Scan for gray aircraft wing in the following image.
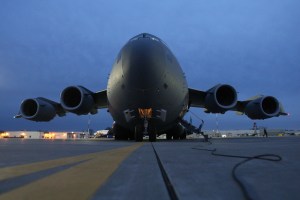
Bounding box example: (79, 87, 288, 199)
(15, 86, 108, 121)
(93, 90, 108, 109)
(188, 85, 287, 120)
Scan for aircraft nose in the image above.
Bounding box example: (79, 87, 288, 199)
(122, 43, 164, 89)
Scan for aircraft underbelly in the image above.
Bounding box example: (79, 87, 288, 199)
(108, 79, 188, 130)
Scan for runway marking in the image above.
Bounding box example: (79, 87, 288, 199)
(0, 152, 101, 181)
(0, 143, 143, 200)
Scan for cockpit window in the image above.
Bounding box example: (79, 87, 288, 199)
(129, 33, 167, 46)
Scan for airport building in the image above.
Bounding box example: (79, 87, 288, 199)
(0, 129, 299, 140)
(203, 128, 289, 137)
(0, 131, 88, 139)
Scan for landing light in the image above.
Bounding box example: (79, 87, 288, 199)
(138, 108, 152, 118)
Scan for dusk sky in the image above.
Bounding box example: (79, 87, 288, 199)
(1, 0, 299, 132)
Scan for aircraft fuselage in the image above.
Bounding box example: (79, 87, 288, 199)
(107, 33, 189, 133)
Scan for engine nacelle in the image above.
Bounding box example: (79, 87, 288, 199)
(245, 96, 280, 119)
(60, 86, 96, 115)
(205, 84, 237, 113)
(20, 98, 56, 121)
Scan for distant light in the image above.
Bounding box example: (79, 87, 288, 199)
(0, 132, 9, 138)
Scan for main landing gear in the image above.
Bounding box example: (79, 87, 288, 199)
(166, 123, 187, 140)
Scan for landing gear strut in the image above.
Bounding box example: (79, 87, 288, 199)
(134, 118, 157, 142)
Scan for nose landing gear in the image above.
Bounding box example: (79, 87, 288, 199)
(134, 117, 157, 142)
(134, 108, 157, 142)
(134, 118, 157, 142)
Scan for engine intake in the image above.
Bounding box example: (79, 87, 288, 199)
(205, 84, 237, 113)
(60, 86, 96, 115)
(245, 96, 280, 119)
(20, 98, 56, 121)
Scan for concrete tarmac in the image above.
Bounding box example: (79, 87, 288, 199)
(0, 137, 299, 200)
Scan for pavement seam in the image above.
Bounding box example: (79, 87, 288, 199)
(151, 143, 179, 200)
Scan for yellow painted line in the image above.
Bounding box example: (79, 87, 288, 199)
(0, 151, 100, 181)
(0, 143, 143, 200)
(0, 144, 133, 181)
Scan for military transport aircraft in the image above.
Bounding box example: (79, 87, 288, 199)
(15, 33, 287, 142)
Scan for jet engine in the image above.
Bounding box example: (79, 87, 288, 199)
(244, 96, 280, 119)
(204, 84, 237, 113)
(19, 98, 56, 121)
(60, 86, 97, 115)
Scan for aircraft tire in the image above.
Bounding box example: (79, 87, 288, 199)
(166, 133, 172, 140)
(134, 125, 143, 142)
(180, 133, 186, 140)
(128, 132, 135, 140)
(114, 124, 129, 140)
(149, 127, 157, 142)
(180, 130, 187, 139)
(149, 133, 156, 142)
(173, 134, 179, 140)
